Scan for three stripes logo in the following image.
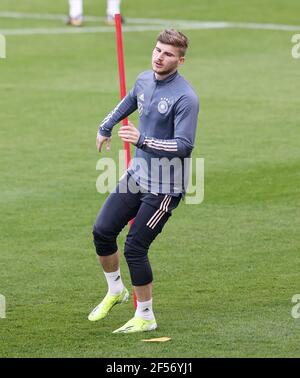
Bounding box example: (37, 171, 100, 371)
(144, 137, 178, 152)
(146, 195, 171, 229)
(138, 93, 144, 116)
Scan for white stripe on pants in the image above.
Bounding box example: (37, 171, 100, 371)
(146, 195, 172, 230)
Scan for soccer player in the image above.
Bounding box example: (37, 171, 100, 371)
(66, 0, 123, 26)
(89, 29, 200, 333)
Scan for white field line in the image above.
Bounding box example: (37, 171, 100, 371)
(0, 26, 166, 36)
(0, 11, 299, 36)
(0, 11, 102, 22)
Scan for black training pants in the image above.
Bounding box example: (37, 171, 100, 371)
(93, 174, 181, 286)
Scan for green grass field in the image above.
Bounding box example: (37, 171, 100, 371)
(1, 0, 300, 358)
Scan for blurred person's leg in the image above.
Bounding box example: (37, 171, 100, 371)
(106, 0, 124, 25)
(66, 0, 83, 26)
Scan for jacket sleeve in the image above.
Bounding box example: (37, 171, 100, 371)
(136, 94, 199, 158)
(98, 87, 138, 137)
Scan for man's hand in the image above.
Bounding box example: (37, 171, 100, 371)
(118, 121, 140, 145)
(96, 133, 111, 152)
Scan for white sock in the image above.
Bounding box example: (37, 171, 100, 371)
(135, 299, 155, 321)
(69, 0, 83, 19)
(104, 268, 124, 295)
(107, 0, 121, 17)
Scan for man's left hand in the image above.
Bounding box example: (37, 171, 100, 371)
(118, 121, 140, 145)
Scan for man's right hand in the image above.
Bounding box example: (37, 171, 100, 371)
(96, 133, 111, 153)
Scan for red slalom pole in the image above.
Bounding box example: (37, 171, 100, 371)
(115, 13, 131, 168)
(115, 13, 137, 309)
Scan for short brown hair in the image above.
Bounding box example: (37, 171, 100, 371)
(157, 29, 189, 57)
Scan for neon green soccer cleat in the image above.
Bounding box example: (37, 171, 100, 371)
(112, 316, 157, 334)
(88, 288, 129, 322)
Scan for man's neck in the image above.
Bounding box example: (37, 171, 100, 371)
(154, 69, 177, 81)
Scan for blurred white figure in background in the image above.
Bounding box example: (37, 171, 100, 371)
(66, 0, 123, 27)
(67, 0, 83, 26)
(106, 0, 123, 25)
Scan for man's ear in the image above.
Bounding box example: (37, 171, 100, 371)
(178, 56, 185, 67)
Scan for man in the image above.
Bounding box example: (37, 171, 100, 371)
(66, 0, 123, 26)
(89, 29, 200, 333)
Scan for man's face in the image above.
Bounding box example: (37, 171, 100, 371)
(152, 41, 185, 76)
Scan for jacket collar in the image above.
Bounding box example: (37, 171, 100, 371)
(153, 70, 178, 84)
